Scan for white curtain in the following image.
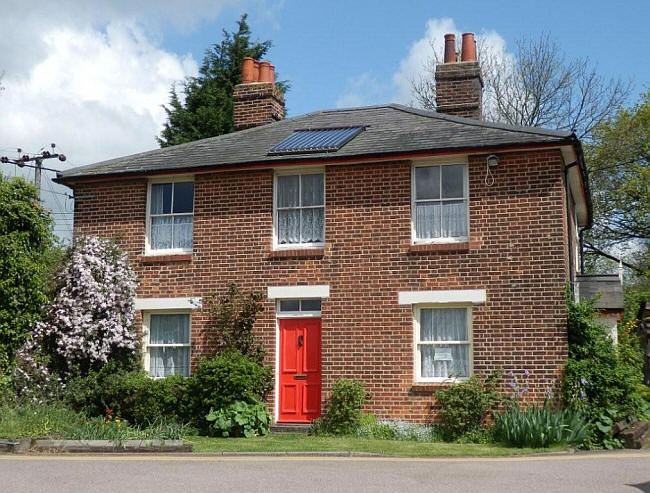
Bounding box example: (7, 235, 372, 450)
(150, 183, 171, 215)
(416, 200, 467, 239)
(301, 174, 324, 206)
(149, 314, 190, 377)
(151, 217, 173, 250)
(277, 174, 324, 244)
(420, 308, 469, 378)
(149, 347, 190, 377)
(173, 216, 193, 249)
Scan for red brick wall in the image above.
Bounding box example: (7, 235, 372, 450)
(71, 148, 570, 422)
(435, 61, 483, 119)
(232, 82, 285, 131)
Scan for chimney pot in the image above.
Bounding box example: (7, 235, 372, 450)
(461, 32, 477, 62)
(259, 61, 271, 83)
(241, 57, 255, 83)
(269, 64, 276, 84)
(253, 61, 260, 82)
(443, 33, 456, 63)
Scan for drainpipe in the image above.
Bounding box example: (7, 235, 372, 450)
(564, 162, 579, 294)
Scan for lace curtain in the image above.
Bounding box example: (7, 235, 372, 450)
(277, 173, 324, 244)
(148, 314, 190, 377)
(150, 183, 193, 250)
(419, 308, 469, 378)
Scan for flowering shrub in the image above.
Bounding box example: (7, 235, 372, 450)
(31, 236, 138, 378)
(496, 369, 588, 448)
(355, 415, 437, 442)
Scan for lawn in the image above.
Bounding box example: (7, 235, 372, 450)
(185, 434, 566, 457)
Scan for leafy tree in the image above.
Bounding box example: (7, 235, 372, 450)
(412, 33, 630, 139)
(206, 283, 265, 362)
(30, 235, 138, 378)
(583, 91, 650, 280)
(0, 175, 54, 381)
(158, 14, 286, 147)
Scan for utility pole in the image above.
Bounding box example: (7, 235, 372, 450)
(0, 143, 66, 199)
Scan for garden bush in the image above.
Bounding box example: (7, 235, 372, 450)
(494, 404, 587, 448)
(190, 350, 273, 428)
(562, 293, 645, 447)
(434, 370, 503, 441)
(205, 400, 271, 437)
(313, 378, 367, 435)
(65, 361, 192, 427)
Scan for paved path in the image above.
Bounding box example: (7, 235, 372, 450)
(1, 451, 650, 493)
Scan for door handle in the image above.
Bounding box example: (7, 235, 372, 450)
(297, 335, 304, 348)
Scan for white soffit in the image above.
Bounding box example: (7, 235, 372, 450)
(134, 297, 202, 310)
(398, 289, 487, 305)
(267, 285, 330, 299)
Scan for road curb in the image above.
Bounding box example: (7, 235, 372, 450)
(0, 439, 191, 454)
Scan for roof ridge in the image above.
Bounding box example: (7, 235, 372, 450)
(387, 103, 573, 138)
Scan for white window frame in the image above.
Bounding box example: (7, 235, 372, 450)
(273, 168, 325, 250)
(275, 298, 322, 319)
(145, 175, 195, 256)
(142, 310, 192, 378)
(413, 304, 473, 383)
(411, 161, 469, 244)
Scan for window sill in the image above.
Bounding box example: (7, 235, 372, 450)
(267, 248, 324, 260)
(408, 242, 470, 254)
(410, 382, 461, 394)
(139, 254, 192, 264)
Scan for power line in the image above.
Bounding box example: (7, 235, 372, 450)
(0, 144, 67, 199)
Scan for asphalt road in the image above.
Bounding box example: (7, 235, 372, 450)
(1, 451, 650, 493)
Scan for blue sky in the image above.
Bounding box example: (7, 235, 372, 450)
(0, 0, 648, 239)
(165, 0, 650, 117)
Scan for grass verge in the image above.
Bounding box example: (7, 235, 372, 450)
(185, 434, 566, 457)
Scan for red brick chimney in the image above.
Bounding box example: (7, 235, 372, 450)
(233, 57, 285, 131)
(435, 33, 483, 119)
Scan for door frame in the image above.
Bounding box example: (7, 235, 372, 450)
(274, 301, 322, 423)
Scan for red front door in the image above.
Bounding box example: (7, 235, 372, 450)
(278, 318, 322, 423)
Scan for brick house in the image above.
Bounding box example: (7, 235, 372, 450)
(55, 33, 591, 423)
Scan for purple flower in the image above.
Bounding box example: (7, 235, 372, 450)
(545, 388, 553, 400)
(580, 377, 588, 386)
(516, 391, 522, 399)
(580, 389, 587, 399)
(524, 369, 530, 378)
(522, 386, 529, 394)
(509, 381, 516, 389)
(507, 370, 514, 378)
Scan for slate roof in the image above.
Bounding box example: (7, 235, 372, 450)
(57, 104, 576, 182)
(576, 274, 624, 310)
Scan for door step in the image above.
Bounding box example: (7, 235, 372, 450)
(271, 423, 312, 434)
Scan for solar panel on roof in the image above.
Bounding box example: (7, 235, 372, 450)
(268, 127, 364, 155)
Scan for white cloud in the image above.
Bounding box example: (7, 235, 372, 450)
(335, 72, 387, 108)
(0, 1, 249, 239)
(392, 17, 458, 105)
(335, 17, 511, 111)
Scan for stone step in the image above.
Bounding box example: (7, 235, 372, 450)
(619, 421, 650, 449)
(271, 423, 311, 434)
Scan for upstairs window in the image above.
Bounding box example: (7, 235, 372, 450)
(413, 164, 468, 242)
(148, 179, 194, 253)
(275, 171, 325, 247)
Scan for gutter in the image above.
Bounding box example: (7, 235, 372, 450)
(55, 139, 575, 187)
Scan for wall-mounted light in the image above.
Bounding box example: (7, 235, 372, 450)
(487, 154, 499, 167)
